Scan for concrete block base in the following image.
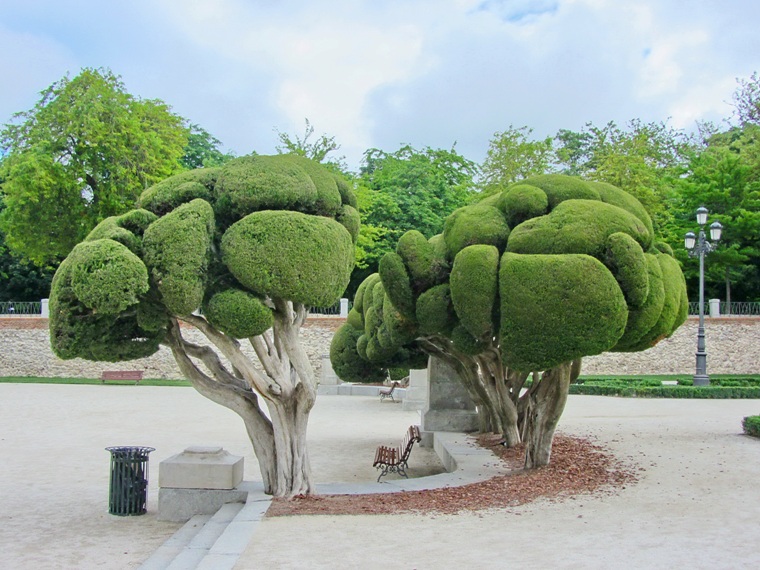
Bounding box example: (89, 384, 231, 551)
(159, 446, 243, 490)
(422, 409, 479, 433)
(158, 488, 248, 522)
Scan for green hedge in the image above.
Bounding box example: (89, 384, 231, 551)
(569, 384, 760, 398)
(743, 416, 760, 437)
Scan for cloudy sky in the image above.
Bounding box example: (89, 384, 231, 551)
(1, 0, 758, 170)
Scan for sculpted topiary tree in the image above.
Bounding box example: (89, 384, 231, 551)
(331, 174, 687, 468)
(49, 155, 358, 497)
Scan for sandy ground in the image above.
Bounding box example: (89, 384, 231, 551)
(0, 385, 439, 569)
(1, 385, 759, 569)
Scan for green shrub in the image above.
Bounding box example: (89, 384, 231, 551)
(443, 204, 510, 257)
(214, 155, 320, 227)
(605, 232, 649, 308)
(507, 199, 651, 258)
(68, 239, 149, 314)
(397, 230, 436, 293)
(519, 174, 600, 209)
(388, 367, 410, 381)
(497, 184, 549, 227)
(143, 199, 215, 316)
(612, 254, 666, 351)
(586, 180, 654, 238)
(378, 252, 415, 319)
(203, 288, 273, 339)
(743, 416, 760, 437)
(637, 253, 687, 345)
(221, 210, 353, 307)
(138, 168, 219, 216)
(500, 252, 627, 371)
(85, 209, 158, 255)
(330, 324, 387, 383)
(416, 284, 456, 335)
(337, 204, 360, 243)
(276, 154, 342, 216)
(569, 384, 760, 398)
(450, 245, 499, 339)
(383, 294, 418, 345)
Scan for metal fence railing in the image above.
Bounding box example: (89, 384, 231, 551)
(688, 301, 760, 316)
(308, 300, 352, 316)
(0, 301, 42, 316)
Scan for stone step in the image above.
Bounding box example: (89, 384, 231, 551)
(138, 514, 212, 570)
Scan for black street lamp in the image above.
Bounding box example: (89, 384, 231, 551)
(684, 206, 723, 386)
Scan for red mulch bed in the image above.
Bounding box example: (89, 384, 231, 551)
(267, 433, 638, 517)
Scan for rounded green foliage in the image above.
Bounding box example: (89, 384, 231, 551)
(586, 180, 654, 238)
(49, 256, 162, 362)
(397, 230, 437, 293)
(383, 294, 418, 345)
(639, 253, 688, 344)
(356, 273, 380, 314)
(214, 155, 322, 226)
(451, 324, 486, 355)
(519, 174, 601, 209)
(443, 204, 510, 257)
(204, 289, 273, 339)
(450, 245, 499, 339)
(605, 232, 649, 308)
(612, 253, 666, 351)
(499, 252, 628, 371)
(372, 280, 386, 313)
(428, 234, 451, 283)
(136, 294, 170, 332)
(356, 334, 369, 359)
(143, 199, 214, 316)
(69, 239, 149, 314)
(364, 306, 381, 336)
(138, 168, 219, 216)
(334, 174, 358, 209)
(86, 209, 159, 255)
(366, 336, 397, 362)
(221, 210, 353, 307)
(507, 199, 652, 258)
(277, 154, 342, 215)
(346, 308, 364, 329)
(337, 204, 360, 243)
(416, 284, 456, 336)
(651, 240, 675, 256)
(330, 324, 387, 383)
(497, 184, 549, 228)
(378, 252, 415, 319)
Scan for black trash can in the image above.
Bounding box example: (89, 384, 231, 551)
(105, 446, 155, 516)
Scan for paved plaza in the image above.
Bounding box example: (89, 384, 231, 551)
(0, 383, 759, 569)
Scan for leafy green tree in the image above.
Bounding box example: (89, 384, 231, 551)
(554, 120, 695, 232)
(481, 125, 554, 190)
(275, 118, 346, 172)
(732, 71, 760, 126)
(332, 175, 687, 468)
(671, 125, 760, 302)
(0, 68, 188, 265)
(49, 155, 357, 497)
(348, 145, 477, 298)
(181, 123, 235, 169)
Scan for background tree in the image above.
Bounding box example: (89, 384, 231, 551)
(480, 125, 554, 190)
(0, 68, 188, 265)
(332, 175, 687, 468)
(275, 118, 346, 172)
(181, 123, 235, 169)
(49, 155, 357, 497)
(348, 145, 477, 297)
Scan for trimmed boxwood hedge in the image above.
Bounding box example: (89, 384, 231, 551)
(743, 416, 760, 437)
(569, 384, 760, 398)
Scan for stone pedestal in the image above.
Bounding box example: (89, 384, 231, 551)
(158, 446, 245, 522)
(402, 368, 428, 411)
(320, 354, 341, 385)
(422, 357, 479, 433)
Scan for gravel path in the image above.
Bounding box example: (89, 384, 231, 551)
(0, 384, 758, 569)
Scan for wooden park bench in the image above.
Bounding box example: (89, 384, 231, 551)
(379, 381, 400, 402)
(373, 425, 421, 482)
(100, 370, 144, 385)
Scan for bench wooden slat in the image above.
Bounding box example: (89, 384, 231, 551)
(100, 370, 144, 384)
(373, 425, 421, 481)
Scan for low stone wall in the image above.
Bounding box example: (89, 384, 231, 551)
(0, 316, 758, 378)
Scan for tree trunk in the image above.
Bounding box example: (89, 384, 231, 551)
(266, 384, 314, 496)
(166, 305, 318, 498)
(521, 361, 574, 469)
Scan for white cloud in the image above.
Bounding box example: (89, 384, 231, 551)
(1, 0, 759, 168)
